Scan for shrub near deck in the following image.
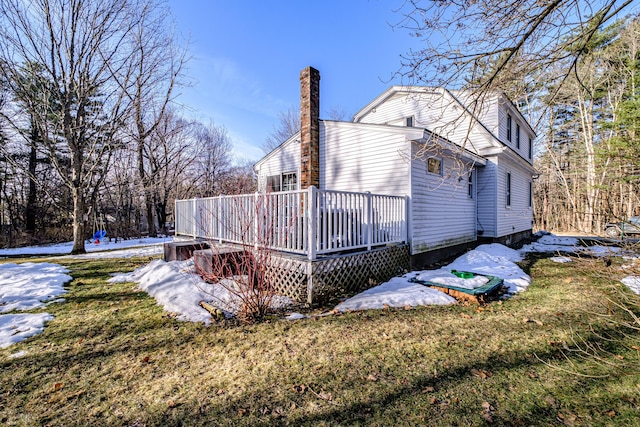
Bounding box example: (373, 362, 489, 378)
(0, 255, 639, 426)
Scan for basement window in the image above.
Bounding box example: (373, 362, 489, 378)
(427, 157, 443, 176)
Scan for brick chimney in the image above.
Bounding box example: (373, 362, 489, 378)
(300, 66, 320, 189)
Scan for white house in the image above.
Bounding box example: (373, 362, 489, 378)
(254, 67, 536, 267)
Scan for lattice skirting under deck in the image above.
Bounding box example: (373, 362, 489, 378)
(261, 244, 410, 305)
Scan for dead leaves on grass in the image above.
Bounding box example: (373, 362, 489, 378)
(482, 401, 496, 422)
(470, 368, 493, 379)
(292, 383, 341, 406)
(523, 317, 544, 326)
(557, 411, 578, 426)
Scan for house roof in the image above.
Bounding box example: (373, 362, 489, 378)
(351, 85, 536, 165)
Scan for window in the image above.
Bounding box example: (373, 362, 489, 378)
(282, 172, 297, 191)
(266, 172, 297, 192)
(427, 157, 442, 175)
(468, 171, 474, 198)
(506, 172, 512, 207)
(528, 181, 533, 207)
(406, 116, 414, 127)
(266, 175, 281, 192)
(528, 137, 533, 159)
(506, 114, 512, 142)
(516, 124, 521, 149)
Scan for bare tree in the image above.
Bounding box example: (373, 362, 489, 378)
(191, 121, 233, 197)
(395, 1, 636, 106)
(0, 0, 165, 253)
(261, 106, 300, 154)
(124, 0, 189, 237)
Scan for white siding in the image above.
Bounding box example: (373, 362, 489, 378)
(495, 156, 534, 237)
(497, 101, 535, 165)
(476, 159, 497, 237)
(255, 136, 301, 190)
(409, 142, 477, 254)
(321, 122, 412, 195)
(356, 89, 497, 154)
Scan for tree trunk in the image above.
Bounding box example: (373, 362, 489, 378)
(156, 195, 167, 236)
(145, 193, 157, 237)
(71, 186, 86, 254)
(25, 128, 38, 235)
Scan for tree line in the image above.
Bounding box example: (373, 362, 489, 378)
(0, 0, 254, 252)
(534, 17, 640, 233)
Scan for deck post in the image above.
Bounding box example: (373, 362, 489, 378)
(306, 261, 314, 304)
(404, 195, 410, 244)
(308, 186, 317, 261)
(217, 195, 223, 244)
(366, 191, 372, 251)
(192, 198, 198, 239)
(254, 192, 260, 250)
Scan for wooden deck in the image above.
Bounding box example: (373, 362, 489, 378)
(168, 240, 410, 305)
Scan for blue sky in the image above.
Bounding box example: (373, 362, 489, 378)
(168, 0, 418, 162)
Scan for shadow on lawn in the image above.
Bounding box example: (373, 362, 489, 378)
(110, 320, 635, 427)
(244, 331, 631, 426)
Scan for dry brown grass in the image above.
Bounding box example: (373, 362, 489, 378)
(0, 254, 638, 426)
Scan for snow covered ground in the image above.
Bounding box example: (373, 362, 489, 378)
(0, 236, 170, 257)
(109, 259, 293, 325)
(0, 262, 71, 348)
(0, 233, 639, 348)
(335, 243, 529, 312)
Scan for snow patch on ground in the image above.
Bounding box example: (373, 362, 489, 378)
(550, 256, 573, 263)
(520, 235, 580, 254)
(336, 244, 530, 312)
(109, 259, 293, 324)
(0, 236, 170, 257)
(621, 276, 640, 295)
(0, 262, 71, 313)
(0, 313, 53, 349)
(449, 244, 530, 293)
(64, 244, 164, 259)
(0, 262, 72, 348)
(335, 276, 456, 311)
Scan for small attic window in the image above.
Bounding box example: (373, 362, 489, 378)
(405, 116, 414, 127)
(427, 157, 442, 175)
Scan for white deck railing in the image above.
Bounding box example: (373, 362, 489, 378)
(174, 186, 407, 261)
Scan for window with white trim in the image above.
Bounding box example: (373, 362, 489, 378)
(528, 137, 533, 159)
(427, 157, 443, 175)
(468, 171, 474, 198)
(266, 172, 297, 192)
(266, 175, 281, 192)
(406, 116, 414, 127)
(282, 172, 297, 191)
(507, 114, 512, 142)
(516, 123, 521, 149)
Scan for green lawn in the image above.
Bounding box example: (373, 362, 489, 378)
(0, 254, 639, 426)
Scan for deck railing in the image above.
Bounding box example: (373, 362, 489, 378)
(174, 186, 407, 261)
